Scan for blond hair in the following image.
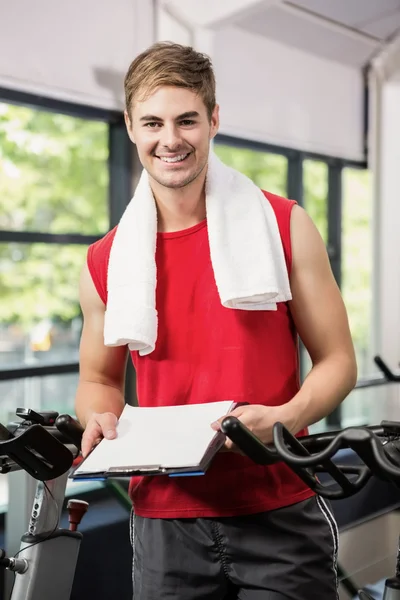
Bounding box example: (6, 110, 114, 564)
(124, 42, 216, 121)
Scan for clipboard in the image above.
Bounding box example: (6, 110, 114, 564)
(71, 429, 226, 480)
(71, 400, 246, 481)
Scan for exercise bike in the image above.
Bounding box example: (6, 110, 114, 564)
(2, 404, 400, 599)
(0, 408, 87, 600)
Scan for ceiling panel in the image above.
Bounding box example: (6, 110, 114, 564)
(238, 5, 379, 66)
(360, 9, 400, 39)
(285, 0, 400, 28)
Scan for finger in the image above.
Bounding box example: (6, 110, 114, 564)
(81, 430, 98, 458)
(211, 420, 221, 431)
(82, 429, 104, 456)
(220, 441, 242, 453)
(227, 406, 248, 419)
(81, 413, 118, 457)
(97, 412, 118, 440)
(211, 406, 248, 431)
(81, 415, 105, 457)
(223, 437, 236, 451)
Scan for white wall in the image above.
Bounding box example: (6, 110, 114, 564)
(1, 1, 364, 160)
(376, 82, 400, 366)
(0, 0, 155, 110)
(157, 6, 192, 46)
(213, 26, 364, 160)
(368, 43, 400, 418)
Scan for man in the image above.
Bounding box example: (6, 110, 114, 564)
(75, 42, 357, 599)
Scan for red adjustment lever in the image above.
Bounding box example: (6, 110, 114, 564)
(67, 499, 89, 532)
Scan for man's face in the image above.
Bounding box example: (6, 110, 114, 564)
(125, 86, 219, 190)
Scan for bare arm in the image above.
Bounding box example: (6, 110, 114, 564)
(75, 260, 128, 455)
(281, 204, 357, 432)
(214, 204, 357, 447)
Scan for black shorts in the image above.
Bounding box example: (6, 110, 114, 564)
(129, 496, 339, 600)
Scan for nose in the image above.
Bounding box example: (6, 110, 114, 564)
(159, 123, 182, 151)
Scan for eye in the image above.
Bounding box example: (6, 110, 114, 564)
(180, 120, 195, 126)
(144, 122, 161, 128)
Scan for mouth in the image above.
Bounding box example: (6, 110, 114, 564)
(155, 152, 191, 165)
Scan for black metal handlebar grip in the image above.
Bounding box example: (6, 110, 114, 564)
(0, 423, 14, 441)
(221, 418, 371, 499)
(272, 422, 348, 467)
(220, 416, 279, 465)
(55, 414, 84, 452)
(374, 355, 400, 382)
(0, 424, 73, 480)
(272, 423, 373, 499)
(273, 424, 399, 484)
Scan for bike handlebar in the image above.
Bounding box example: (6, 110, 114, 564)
(374, 355, 400, 382)
(0, 410, 84, 480)
(2, 387, 400, 501)
(221, 417, 400, 499)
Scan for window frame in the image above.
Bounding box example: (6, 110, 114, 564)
(0, 105, 375, 424)
(215, 134, 372, 428)
(0, 87, 132, 383)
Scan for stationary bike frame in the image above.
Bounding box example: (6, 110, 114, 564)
(0, 411, 87, 600)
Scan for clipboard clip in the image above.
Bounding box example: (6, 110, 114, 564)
(106, 465, 163, 475)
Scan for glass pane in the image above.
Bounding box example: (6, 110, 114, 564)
(300, 159, 329, 384)
(341, 384, 395, 428)
(214, 143, 288, 196)
(302, 159, 328, 243)
(0, 373, 79, 429)
(0, 243, 86, 369)
(342, 167, 375, 378)
(0, 102, 109, 234)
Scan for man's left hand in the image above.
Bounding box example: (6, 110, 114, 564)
(211, 404, 294, 452)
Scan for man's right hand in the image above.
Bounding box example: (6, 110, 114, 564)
(81, 412, 118, 458)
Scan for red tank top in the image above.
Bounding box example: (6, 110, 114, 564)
(87, 190, 314, 518)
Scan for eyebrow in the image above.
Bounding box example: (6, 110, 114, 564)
(139, 111, 200, 122)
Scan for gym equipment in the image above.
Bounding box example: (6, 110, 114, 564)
(221, 418, 400, 599)
(0, 408, 87, 600)
(373, 356, 400, 384)
(0, 353, 399, 599)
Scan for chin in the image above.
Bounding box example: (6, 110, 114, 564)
(154, 168, 198, 189)
(159, 176, 193, 189)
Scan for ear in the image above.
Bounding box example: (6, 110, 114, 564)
(209, 104, 220, 141)
(124, 110, 136, 144)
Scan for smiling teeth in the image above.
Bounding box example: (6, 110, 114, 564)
(159, 154, 188, 163)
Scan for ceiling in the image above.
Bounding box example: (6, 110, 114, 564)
(283, 0, 400, 38)
(161, 0, 400, 66)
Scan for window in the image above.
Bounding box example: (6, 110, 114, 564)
(0, 103, 109, 375)
(0, 103, 109, 234)
(0, 243, 88, 368)
(214, 143, 288, 196)
(302, 159, 328, 244)
(0, 374, 79, 434)
(341, 167, 374, 378)
(300, 159, 329, 384)
(0, 98, 112, 508)
(341, 167, 377, 427)
(202, 137, 378, 433)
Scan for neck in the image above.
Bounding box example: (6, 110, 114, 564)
(151, 171, 207, 233)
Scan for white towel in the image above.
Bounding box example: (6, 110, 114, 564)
(104, 151, 292, 356)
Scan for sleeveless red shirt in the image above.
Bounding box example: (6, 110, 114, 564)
(87, 190, 314, 518)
